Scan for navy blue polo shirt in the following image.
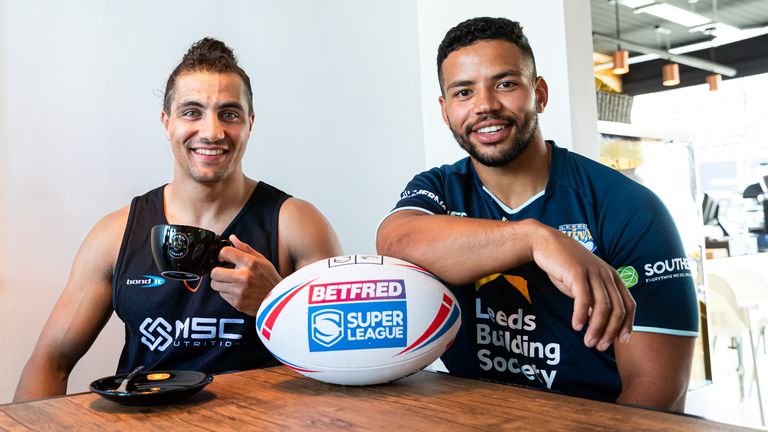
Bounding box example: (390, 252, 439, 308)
(384, 141, 699, 401)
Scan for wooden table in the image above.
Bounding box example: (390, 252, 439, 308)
(0, 367, 752, 431)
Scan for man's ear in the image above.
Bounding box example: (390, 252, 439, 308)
(439, 95, 450, 126)
(161, 110, 171, 140)
(534, 76, 549, 113)
(248, 112, 255, 133)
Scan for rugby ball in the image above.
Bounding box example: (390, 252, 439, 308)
(255, 255, 461, 385)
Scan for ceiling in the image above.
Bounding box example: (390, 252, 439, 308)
(590, 0, 768, 95)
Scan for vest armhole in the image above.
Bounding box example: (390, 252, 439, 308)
(111, 195, 141, 314)
(271, 193, 290, 274)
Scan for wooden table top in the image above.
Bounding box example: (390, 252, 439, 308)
(0, 367, 752, 431)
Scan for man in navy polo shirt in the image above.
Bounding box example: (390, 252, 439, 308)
(377, 17, 698, 412)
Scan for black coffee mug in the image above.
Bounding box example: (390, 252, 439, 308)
(151, 224, 232, 281)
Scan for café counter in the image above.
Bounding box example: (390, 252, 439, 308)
(0, 367, 749, 431)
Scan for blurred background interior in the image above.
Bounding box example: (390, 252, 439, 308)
(591, 0, 768, 428)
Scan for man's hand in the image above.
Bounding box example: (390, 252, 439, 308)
(210, 234, 282, 316)
(530, 227, 636, 351)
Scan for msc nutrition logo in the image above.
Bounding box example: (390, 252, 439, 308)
(139, 317, 245, 351)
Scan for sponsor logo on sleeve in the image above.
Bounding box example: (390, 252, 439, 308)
(617, 266, 639, 288)
(642, 257, 692, 283)
(400, 189, 447, 211)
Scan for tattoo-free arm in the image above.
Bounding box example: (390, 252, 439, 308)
(278, 198, 343, 274)
(13, 209, 126, 401)
(615, 332, 695, 412)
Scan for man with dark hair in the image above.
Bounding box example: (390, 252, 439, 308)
(377, 17, 698, 411)
(437, 17, 537, 85)
(14, 37, 342, 401)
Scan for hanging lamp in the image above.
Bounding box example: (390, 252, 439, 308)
(706, 0, 722, 91)
(661, 31, 680, 86)
(706, 44, 722, 90)
(612, 1, 629, 75)
(662, 63, 681, 86)
(706, 73, 722, 91)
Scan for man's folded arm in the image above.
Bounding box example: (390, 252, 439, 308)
(377, 209, 539, 285)
(377, 209, 635, 351)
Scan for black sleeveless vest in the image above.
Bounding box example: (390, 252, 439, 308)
(112, 182, 289, 374)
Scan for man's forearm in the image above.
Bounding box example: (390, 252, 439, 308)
(14, 358, 69, 402)
(377, 212, 540, 285)
(617, 378, 687, 412)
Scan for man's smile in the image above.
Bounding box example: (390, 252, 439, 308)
(469, 119, 513, 145)
(476, 125, 505, 134)
(188, 145, 230, 162)
(193, 148, 226, 156)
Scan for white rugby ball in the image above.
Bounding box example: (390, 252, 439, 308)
(255, 255, 461, 385)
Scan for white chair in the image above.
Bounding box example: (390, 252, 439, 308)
(725, 268, 768, 355)
(707, 273, 765, 425)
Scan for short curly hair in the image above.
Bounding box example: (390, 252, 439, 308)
(437, 17, 537, 90)
(163, 37, 253, 115)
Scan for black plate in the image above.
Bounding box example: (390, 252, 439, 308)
(89, 370, 213, 405)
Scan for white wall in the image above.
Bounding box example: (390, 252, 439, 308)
(417, 0, 598, 167)
(0, 0, 597, 403)
(0, 0, 10, 403)
(562, 1, 600, 159)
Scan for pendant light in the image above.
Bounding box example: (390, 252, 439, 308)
(706, 72, 722, 91)
(706, 42, 721, 91)
(612, 1, 629, 75)
(706, 0, 722, 91)
(613, 50, 629, 75)
(660, 29, 680, 87)
(662, 63, 681, 86)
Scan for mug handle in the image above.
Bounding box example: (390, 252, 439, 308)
(213, 239, 236, 270)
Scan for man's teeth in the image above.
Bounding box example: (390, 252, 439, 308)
(194, 148, 224, 156)
(477, 125, 504, 134)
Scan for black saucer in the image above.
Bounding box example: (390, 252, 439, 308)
(89, 370, 213, 405)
